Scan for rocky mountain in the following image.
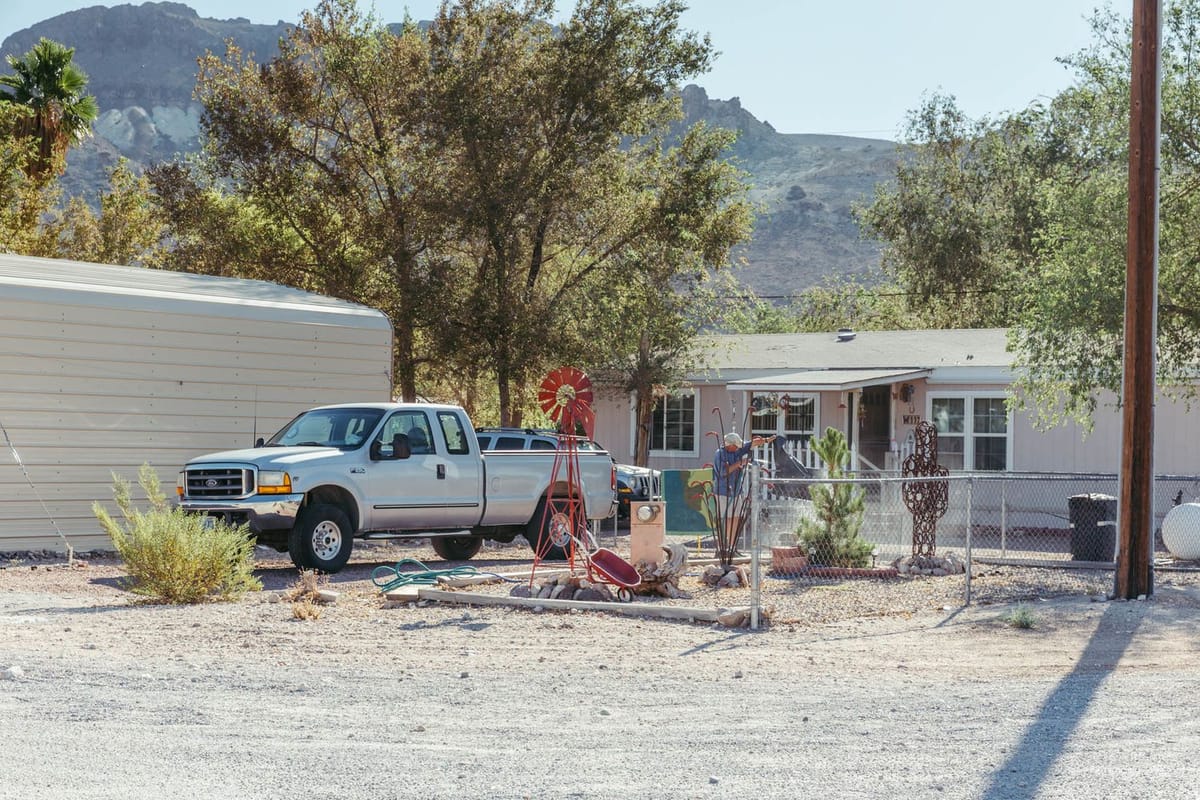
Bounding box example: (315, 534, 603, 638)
(1, 2, 897, 293)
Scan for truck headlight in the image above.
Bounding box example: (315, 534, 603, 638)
(258, 471, 293, 494)
(177, 471, 184, 498)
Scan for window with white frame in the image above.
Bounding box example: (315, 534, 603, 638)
(749, 393, 818, 448)
(929, 394, 1010, 471)
(650, 390, 697, 454)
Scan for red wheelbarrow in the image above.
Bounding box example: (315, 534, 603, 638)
(586, 546, 641, 602)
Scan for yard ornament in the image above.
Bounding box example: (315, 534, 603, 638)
(901, 421, 949, 558)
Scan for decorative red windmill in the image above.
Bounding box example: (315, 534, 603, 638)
(530, 366, 597, 576)
(528, 366, 641, 598)
(537, 365, 595, 440)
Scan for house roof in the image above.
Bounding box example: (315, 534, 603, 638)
(727, 367, 933, 392)
(691, 328, 1012, 385)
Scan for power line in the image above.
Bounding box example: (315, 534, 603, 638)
(722, 287, 1016, 301)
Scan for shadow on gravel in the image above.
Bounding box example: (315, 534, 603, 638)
(678, 630, 758, 656)
(979, 601, 1141, 799)
(398, 617, 493, 632)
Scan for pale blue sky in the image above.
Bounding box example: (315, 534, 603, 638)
(2, 0, 1110, 139)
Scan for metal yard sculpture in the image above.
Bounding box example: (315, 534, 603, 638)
(530, 366, 595, 571)
(529, 367, 638, 597)
(901, 421, 949, 558)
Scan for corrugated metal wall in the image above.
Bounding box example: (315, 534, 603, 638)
(0, 256, 393, 553)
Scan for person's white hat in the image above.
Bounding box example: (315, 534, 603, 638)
(723, 432, 743, 446)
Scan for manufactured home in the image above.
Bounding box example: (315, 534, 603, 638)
(0, 255, 393, 553)
(590, 328, 1200, 476)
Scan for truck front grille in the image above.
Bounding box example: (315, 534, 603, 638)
(185, 467, 255, 499)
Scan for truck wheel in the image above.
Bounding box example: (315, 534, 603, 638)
(430, 535, 483, 561)
(525, 499, 576, 561)
(289, 504, 354, 573)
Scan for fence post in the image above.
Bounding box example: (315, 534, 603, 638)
(749, 464, 761, 630)
(1000, 479, 1008, 558)
(965, 476, 974, 606)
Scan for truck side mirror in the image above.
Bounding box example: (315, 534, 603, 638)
(370, 433, 412, 461)
(255, 437, 265, 448)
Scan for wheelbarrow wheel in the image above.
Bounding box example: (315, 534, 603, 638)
(617, 587, 634, 603)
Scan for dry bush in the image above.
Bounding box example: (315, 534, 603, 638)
(93, 464, 260, 603)
(286, 569, 326, 620)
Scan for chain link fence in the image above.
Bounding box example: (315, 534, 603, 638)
(743, 470, 1200, 629)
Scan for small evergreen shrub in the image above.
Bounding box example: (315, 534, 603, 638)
(797, 427, 873, 568)
(93, 464, 261, 603)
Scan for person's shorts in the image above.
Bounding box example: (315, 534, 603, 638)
(715, 493, 747, 520)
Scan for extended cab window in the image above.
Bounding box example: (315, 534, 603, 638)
(437, 411, 470, 455)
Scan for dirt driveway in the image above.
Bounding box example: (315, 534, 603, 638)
(2, 544, 1199, 800)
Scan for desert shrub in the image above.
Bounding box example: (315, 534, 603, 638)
(1003, 605, 1038, 629)
(797, 427, 873, 568)
(93, 464, 261, 603)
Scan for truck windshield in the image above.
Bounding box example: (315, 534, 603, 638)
(266, 408, 386, 449)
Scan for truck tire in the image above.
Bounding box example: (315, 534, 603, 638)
(525, 499, 578, 561)
(430, 534, 483, 561)
(289, 503, 354, 573)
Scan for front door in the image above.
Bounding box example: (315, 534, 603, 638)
(858, 385, 891, 471)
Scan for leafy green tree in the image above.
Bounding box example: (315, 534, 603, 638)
(1010, 0, 1200, 426)
(424, 0, 739, 425)
(570, 124, 754, 463)
(0, 37, 99, 178)
(854, 92, 1058, 330)
(153, 0, 443, 401)
(855, 1, 1200, 427)
(0, 102, 62, 254)
(151, 0, 750, 418)
(52, 159, 167, 266)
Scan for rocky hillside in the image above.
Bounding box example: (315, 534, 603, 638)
(1, 2, 897, 293)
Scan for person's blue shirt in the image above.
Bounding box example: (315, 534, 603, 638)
(714, 441, 753, 497)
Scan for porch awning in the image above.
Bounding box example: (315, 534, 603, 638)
(726, 368, 931, 393)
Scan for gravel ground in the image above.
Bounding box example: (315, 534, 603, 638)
(3, 540, 1200, 800)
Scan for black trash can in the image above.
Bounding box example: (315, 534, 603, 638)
(1068, 493, 1118, 561)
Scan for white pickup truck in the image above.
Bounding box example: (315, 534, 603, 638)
(176, 402, 617, 572)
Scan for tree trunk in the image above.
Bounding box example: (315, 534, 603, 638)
(634, 387, 653, 467)
(497, 363, 514, 427)
(392, 315, 416, 401)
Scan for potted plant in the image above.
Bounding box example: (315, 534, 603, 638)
(796, 427, 872, 568)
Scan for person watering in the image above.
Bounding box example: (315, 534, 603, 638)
(713, 431, 775, 522)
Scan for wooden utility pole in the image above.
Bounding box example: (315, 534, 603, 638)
(1116, 0, 1160, 599)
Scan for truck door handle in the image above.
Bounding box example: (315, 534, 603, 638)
(437, 464, 446, 480)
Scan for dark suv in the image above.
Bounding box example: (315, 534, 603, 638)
(474, 428, 659, 519)
(475, 427, 604, 453)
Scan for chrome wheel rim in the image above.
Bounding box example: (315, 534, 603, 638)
(311, 519, 343, 561)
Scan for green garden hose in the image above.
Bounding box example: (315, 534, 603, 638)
(371, 558, 515, 594)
